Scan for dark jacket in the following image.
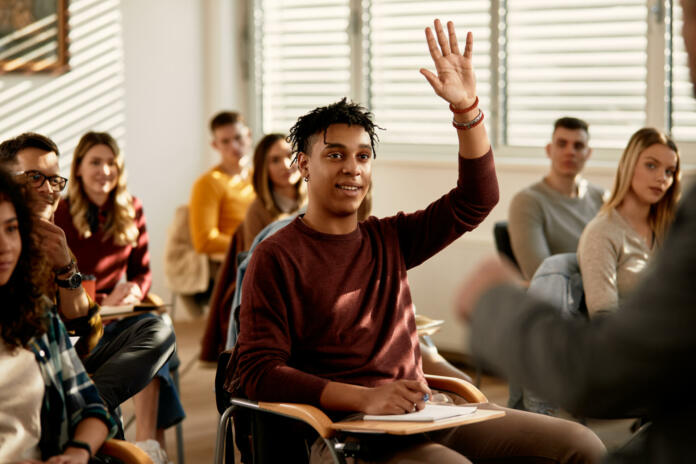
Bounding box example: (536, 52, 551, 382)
(471, 184, 696, 463)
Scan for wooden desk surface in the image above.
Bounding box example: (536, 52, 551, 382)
(332, 408, 505, 435)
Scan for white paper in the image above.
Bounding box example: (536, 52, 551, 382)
(363, 404, 477, 422)
(100, 305, 135, 316)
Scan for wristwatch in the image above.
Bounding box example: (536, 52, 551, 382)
(56, 271, 83, 290)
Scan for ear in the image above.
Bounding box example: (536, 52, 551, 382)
(545, 143, 552, 159)
(211, 139, 219, 151)
(297, 152, 310, 178)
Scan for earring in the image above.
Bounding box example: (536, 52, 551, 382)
(304, 176, 309, 182)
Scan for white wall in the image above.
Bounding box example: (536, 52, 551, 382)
(371, 156, 618, 353)
(120, 0, 207, 302)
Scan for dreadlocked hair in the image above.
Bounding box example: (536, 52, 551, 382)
(287, 98, 381, 162)
(0, 168, 50, 350)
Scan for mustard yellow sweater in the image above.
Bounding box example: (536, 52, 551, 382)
(189, 167, 255, 255)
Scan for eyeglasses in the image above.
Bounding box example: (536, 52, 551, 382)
(16, 170, 68, 192)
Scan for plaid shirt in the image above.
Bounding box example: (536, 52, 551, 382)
(28, 306, 118, 458)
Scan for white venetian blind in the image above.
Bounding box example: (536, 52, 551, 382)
(670, 3, 696, 141)
(506, 0, 647, 149)
(367, 0, 491, 145)
(259, 0, 351, 134)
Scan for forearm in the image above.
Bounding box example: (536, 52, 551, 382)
(65, 417, 108, 461)
(196, 232, 232, 255)
(58, 287, 91, 319)
(319, 381, 368, 412)
(454, 105, 490, 159)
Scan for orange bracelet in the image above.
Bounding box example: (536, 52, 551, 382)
(449, 97, 478, 114)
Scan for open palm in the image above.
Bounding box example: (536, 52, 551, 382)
(420, 19, 477, 108)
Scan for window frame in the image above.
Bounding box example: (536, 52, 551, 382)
(249, 0, 696, 168)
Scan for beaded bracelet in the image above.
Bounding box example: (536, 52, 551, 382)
(449, 96, 478, 114)
(452, 109, 484, 131)
(64, 439, 92, 457)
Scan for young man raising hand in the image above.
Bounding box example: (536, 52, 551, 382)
(228, 20, 604, 463)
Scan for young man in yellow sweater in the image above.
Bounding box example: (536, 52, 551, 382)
(189, 111, 256, 257)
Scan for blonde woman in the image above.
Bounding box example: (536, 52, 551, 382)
(578, 127, 681, 317)
(242, 133, 306, 248)
(54, 132, 183, 463)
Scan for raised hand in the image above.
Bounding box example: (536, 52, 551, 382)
(420, 19, 476, 109)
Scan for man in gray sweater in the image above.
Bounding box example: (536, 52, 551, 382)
(508, 117, 604, 280)
(457, 2, 696, 460)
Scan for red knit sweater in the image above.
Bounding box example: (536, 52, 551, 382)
(54, 197, 152, 303)
(229, 150, 498, 407)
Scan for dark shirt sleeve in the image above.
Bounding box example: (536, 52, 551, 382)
(228, 245, 329, 405)
(392, 149, 499, 269)
(470, 186, 696, 418)
(127, 198, 152, 296)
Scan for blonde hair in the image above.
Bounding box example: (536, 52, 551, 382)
(67, 132, 138, 247)
(602, 127, 681, 244)
(252, 133, 306, 216)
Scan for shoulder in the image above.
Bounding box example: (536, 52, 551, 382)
(583, 181, 607, 203)
(510, 182, 547, 215)
(581, 211, 622, 245)
(192, 168, 223, 192)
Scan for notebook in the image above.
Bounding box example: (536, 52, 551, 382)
(363, 404, 477, 422)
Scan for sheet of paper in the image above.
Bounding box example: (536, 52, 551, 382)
(363, 404, 477, 422)
(100, 305, 135, 316)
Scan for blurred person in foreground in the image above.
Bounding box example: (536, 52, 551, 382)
(456, 2, 696, 461)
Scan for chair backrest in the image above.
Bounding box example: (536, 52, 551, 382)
(528, 253, 588, 319)
(493, 220, 519, 270)
(163, 205, 209, 294)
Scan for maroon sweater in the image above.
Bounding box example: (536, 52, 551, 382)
(55, 197, 152, 303)
(229, 150, 498, 407)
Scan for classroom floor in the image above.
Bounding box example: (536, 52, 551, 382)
(122, 318, 634, 463)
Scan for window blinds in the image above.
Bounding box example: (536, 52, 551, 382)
(366, 0, 492, 145)
(506, 0, 647, 148)
(259, 0, 352, 134)
(670, 3, 696, 142)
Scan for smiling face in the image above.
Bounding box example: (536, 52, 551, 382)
(298, 124, 372, 220)
(77, 143, 119, 204)
(629, 143, 678, 206)
(266, 139, 300, 190)
(0, 200, 21, 286)
(15, 147, 62, 220)
(546, 127, 592, 179)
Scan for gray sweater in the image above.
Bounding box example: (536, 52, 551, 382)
(471, 184, 696, 463)
(577, 209, 654, 317)
(508, 178, 605, 279)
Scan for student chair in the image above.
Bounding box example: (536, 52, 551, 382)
(493, 221, 520, 270)
(99, 439, 154, 463)
(213, 352, 502, 464)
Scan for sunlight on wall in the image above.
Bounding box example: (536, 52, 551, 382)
(0, 0, 125, 171)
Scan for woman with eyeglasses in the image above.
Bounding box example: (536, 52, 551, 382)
(54, 131, 184, 463)
(0, 167, 118, 463)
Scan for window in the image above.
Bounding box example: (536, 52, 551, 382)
(253, 0, 696, 160)
(366, 0, 491, 145)
(670, 1, 696, 142)
(257, 0, 351, 133)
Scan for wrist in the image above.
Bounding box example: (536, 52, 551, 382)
(450, 96, 477, 113)
(54, 258, 76, 277)
(64, 439, 91, 462)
